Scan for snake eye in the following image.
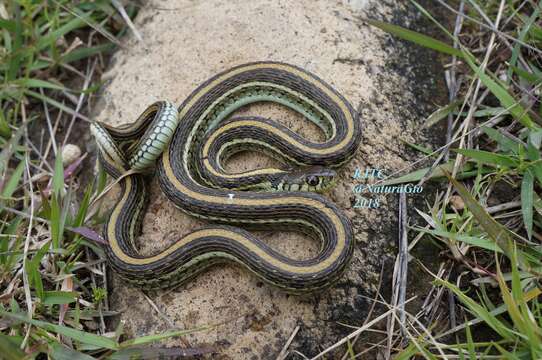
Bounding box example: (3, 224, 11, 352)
(306, 175, 320, 187)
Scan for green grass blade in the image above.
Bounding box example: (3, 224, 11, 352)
(425, 100, 461, 128)
(49, 342, 97, 360)
(417, 227, 503, 253)
(0, 217, 22, 266)
(494, 255, 533, 344)
(510, 65, 542, 84)
(27, 241, 51, 300)
(7, 3, 22, 81)
(529, 129, 542, 149)
(463, 322, 477, 360)
(42, 291, 78, 306)
(61, 43, 115, 63)
(462, 106, 508, 118)
(382, 162, 455, 185)
(481, 127, 521, 154)
(454, 149, 520, 168)
(528, 160, 542, 187)
(446, 173, 528, 269)
(50, 195, 61, 249)
(407, 0, 538, 130)
(528, 22, 542, 42)
(366, 19, 463, 57)
(0, 18, 16, 32)
(72, 185, 93, 227)
(0, 310, 118, 350)
(1, 159, 25, 199)
(435, 278, 513, 340)
(394, 342, 420, 360)
(382, 162, 494, 186)
(0, 334, 26, 360)
(25, 258, 44, 300)
(36, 17, 85, 51)
(509, 247, 542, 353)
(25, 90, 90, 122)
(400, 139, 434, 155)
(53, 151, 64, 196)
(463, 53, 537, 129)
(118, 326, 210, 348)
(494, 343, 523, 360)
(508, 8, 541, 82)
(0, 110, 11, 138)
(15, 78, 65, 91)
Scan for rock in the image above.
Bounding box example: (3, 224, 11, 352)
(93, 0, 445, 358)
(449, 195, 465, 211)
(62, 144, 81, 166)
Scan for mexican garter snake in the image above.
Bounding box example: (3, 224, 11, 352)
(91, 62, 362, 292)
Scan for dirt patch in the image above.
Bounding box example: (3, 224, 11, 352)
(89, 0, 446, 358)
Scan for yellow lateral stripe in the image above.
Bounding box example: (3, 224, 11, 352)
(180, 63, 354, 153)
(203, 119, 344, 157)
(195, 80, 337, 139)
(203, 158, 283, 178)
(202, 119, 330, 179)
(108, 175, 346, 273)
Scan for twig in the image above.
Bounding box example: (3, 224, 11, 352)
(41, 106, 63, 168)
(444, 0, 507, 210)
(447, 288, 457, 330)
(20, 105, 35, 349)
(85, 246, 106, 334)
(276, 325, 300, 360)
(445, 1, 465, 162)
(385, 192, 409, 359)
(467, 0, 531, 71)
(62, 59, 97, 147)
(419, 263, 449, 322)
(53, 0, 123, 48)
(310, 308, 396, 360)
(291, 350, 310, 359)
(436, 0, 542, 55)
(141, 292, 193, 349)
(142, 292, 177, 330)
(111, 0, 142, 42)
(398, 192, 408, 332)
(339, 262, 386, 360)
(486, 200, 522, 214)
(25, 138, 54, 173)
(374, 86, 540, 188)
(40, 88, 58, 157)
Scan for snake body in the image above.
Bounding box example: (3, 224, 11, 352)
(92, 62, 361, 292)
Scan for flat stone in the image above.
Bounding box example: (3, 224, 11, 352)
(93, 0, 445, 358)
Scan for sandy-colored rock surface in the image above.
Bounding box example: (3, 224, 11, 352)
(90, 0, 445, 358)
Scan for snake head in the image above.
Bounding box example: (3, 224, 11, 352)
(274, 166, 337, 192)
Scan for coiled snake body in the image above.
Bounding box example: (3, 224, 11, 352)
(92, 62, 361, 292)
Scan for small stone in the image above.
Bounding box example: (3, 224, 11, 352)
(450, 195, 465, 211)
(62, 144, 81, 166)
(83, 320, 99, 331)
(55, 36, 66, 48)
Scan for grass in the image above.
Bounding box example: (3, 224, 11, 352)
(2, 0, 541, 359)
(306, 1, 542, 359)
(0, 1, 213, 358)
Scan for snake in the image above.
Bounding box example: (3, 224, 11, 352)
(91, 62, 362, 292)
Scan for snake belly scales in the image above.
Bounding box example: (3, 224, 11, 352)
(91, 62, 362, 293)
